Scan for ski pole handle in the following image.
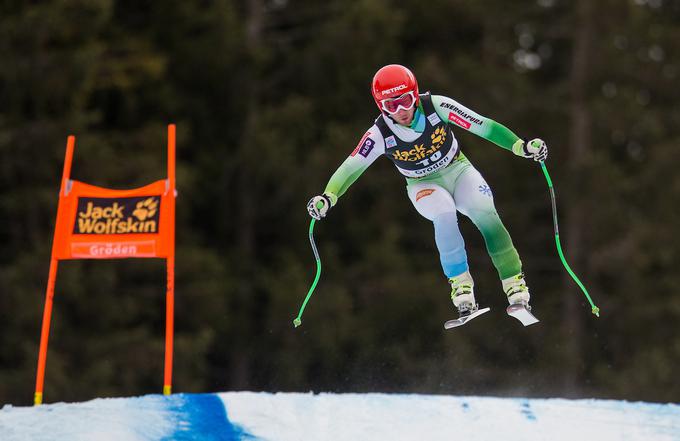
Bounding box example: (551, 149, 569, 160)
(539, 161, 600, 317)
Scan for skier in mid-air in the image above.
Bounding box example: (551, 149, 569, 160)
(307, 64, 547, 325)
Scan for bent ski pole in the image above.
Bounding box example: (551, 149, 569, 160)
(539, 161, 600, 317)
(293, 218, 322, 327)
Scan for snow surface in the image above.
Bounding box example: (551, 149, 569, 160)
(1, 392, 679, 440)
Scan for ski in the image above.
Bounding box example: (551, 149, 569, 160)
(444, 306, 491, 330)
(506, 304, 539, 327)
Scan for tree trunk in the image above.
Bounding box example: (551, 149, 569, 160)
(562, 0, 594, 396)
(230, 0, 264, 390)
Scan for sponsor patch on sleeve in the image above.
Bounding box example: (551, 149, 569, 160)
(448, 112, 472, 129)
(358, 137, 375, 157)
(351, 131, 373, 157)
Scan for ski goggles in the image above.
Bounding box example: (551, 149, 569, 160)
(380, 91, 416, 114)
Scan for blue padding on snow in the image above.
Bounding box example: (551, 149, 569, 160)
(163, 393, 254, 440)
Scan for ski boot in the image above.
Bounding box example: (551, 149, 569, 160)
(449, 271, 477, 317)
(503, 273, 531, 307)
(444, 271, 491, 329)
(502, 273, 539, 326)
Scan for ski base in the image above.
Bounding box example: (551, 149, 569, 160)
(506, 303, 539, 327)
(444, 307, 491, 330)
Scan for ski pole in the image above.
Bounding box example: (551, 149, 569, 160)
(539, 161, 600, 317)
(293, 217, 322, 327)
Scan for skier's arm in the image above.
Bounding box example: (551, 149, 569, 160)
(431, 94, 519, 150)
(324, 129, 384, 201)
(308, 129, 384, 220)
(431, 95, 547, 161)
(323, 157, 371, 203)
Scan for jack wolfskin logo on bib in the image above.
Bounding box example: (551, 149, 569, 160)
(376, 94, 459, 178)
(74, 196, 161, 234)
(392, 126, 448, 162)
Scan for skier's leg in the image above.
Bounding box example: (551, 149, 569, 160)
(407, 182, 467, 277)
(453, 168, 529, 304)
(406, 182, 475, 311)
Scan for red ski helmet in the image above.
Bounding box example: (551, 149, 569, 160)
(371, 64, 419, 113)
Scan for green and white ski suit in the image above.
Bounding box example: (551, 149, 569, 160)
(323, 93, 523, 280)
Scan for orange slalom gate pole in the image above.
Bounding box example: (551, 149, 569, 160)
(34, 135, 75, 405)
(34, 259, 59, 405)
(168, 124, 176, 193)
(164, 255, 175, 395)
(163, 124, 176, 395)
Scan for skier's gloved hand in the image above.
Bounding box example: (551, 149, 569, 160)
(307, 193, 336, 220)
(512, 138, 548, 162)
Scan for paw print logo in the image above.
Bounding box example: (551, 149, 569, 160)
(431, 126, 446, 145)
(478, 184, 492, 197)
(133, 197, 158, 221)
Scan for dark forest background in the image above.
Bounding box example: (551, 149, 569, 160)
(1, 0, 679, 406)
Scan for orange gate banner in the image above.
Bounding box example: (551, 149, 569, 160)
(52, 180, 174, 260)
(34, 124, 177, 405)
